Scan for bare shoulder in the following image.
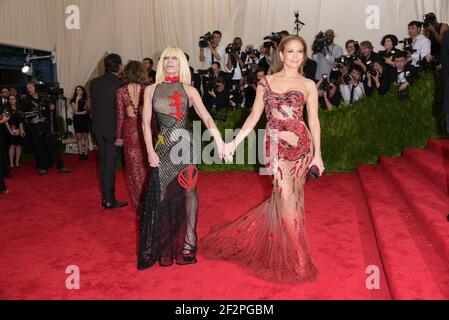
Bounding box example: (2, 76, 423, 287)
(144, 84, 157, 95)
(302, 78, 318, 95)
(182, 84, 200, 98)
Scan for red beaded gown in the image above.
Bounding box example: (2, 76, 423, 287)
(200, 76, 318, 283)
(116, 84, 149, 211)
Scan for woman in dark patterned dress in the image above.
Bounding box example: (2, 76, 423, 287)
(115, 61, 149, 211)
(201, 36, 325, 283)
(138, 46, 225, 269)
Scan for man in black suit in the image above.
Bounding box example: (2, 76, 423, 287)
(442, 30, 449, 134)
(90, 53, 128, 210)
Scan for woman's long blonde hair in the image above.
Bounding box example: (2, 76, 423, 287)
(155, 46, 191, 85)
(274, 35, 308, 75)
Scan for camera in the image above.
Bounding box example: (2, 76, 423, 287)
(246, 48, 259, 58)
(366, 60, 378, 77)
(343, 74, 352, 85)
(334, 54, 357, 70)
(49, 83, 64, 98)
(423, 13, 437, 29)
(197, 68, 212, 77)
(399, 38, 416, 54)
(312, 32, 326, 55)
(379, 49, 398, 61)
(225, 43, 240, 55)
(263, 32, 282, 49)
(319, 74, 330, 92)
(199, 32, 213, 48)
(418, 56, 442, 71)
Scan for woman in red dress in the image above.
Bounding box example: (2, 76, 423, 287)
(201, 36, 325, 283)
(115, 61, 149, 211)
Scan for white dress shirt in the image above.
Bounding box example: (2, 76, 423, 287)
(410, 35, 431, 67)
(340, 82, 365, 105)
(201, 45, 226, 70)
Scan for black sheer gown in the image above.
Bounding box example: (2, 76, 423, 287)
(138, 82, 199, 269)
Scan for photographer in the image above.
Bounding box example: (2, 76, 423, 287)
(345, 40, 359, 56)
(407, 21, 432, 67)
(264, 30, 290, 74)
(241, 64, 261, 108)
(226, 37, 247, 86)
(423, 12, 449, 60)
(199, 30, 225, 70)
(353, 41, 379, 73)
(317, 75, 342, 110)
(258, 45, 271, 74)
(340, 65, 366, 105)
(312, 29, 343, 81)
(143, 58, 156, 84)
(379, 35, 400, 70)
(332, 40, 359, 82)
(204, 75, 230, 113)
(393, 51, 417, 100)
(365, 59, 394, 96)
(202, 62, 228, 100)
(21, 81, 70, 175)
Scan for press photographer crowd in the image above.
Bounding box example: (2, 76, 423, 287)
(0, 12, 448, 195)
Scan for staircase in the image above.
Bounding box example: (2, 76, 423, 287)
(357, 139, 449, 300)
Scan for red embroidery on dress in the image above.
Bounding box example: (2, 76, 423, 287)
(178, 166, 198, 190)
(168, 91, 186, 124)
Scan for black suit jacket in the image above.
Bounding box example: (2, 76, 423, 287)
(442, 30, 449, 114)
(0, 98, 8, 110)
(89, 73, 123, 138)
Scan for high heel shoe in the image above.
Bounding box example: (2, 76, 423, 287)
(176, 252, 197, 265)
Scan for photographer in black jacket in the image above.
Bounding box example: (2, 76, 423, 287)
(365, 59, 394, 96)
(22, 82, 70, 176)
(393, 51, 418, 100)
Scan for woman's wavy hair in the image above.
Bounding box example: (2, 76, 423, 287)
(123, 60, 148, 84)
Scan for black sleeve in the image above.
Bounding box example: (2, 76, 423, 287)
(21, 96, 33, 113)
(405, 67, 418, 85)
(329, 92, 342, 107)
(377, 73, 393, 95)
(364, 80, 373, 97)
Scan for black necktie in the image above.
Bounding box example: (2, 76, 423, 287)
(350, 85, 356, 104)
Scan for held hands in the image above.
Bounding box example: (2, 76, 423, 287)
(114, 139, 124, 147)
(222, 142, 236, 162)
(148, 150, 160, 167)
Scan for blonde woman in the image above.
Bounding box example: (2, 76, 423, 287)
(201, 36, 324, 283)
(138, 46, 225, 269)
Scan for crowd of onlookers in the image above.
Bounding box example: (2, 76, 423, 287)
(192, 13, 447, 112)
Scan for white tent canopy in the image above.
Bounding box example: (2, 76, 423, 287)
(1, 0, 447, 95)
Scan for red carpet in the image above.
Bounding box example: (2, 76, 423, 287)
(1, 139, 449, 300)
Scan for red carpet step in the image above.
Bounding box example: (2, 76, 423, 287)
(380, 156, 449, 268)
(357, 165, 448, 299)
